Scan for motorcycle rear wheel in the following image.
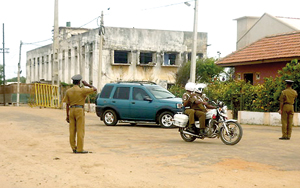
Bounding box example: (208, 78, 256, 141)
(220, 121, 243, 145)
(179, 127, 197, 142)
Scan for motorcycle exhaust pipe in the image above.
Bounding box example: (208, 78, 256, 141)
(182, 130, 201, 138)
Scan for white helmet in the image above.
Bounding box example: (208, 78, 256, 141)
(194, 83, 207, 94)
(185, 82, 196, 91)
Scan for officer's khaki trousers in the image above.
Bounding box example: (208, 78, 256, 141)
(184, 109, 195, 127)
(69, 108, 85, 152)
(194, 110, 206, 129)
(281, 104, 294, 138)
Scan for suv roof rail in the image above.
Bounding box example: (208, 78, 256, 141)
(116, 81, 157, 85)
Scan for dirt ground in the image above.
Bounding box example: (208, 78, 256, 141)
(1, 105, 300, 188)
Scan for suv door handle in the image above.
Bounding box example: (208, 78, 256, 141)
(131, 102, 135, 104)
(112, 101, 116, 103)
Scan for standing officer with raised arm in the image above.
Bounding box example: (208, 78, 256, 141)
(63, 74, 97, 153)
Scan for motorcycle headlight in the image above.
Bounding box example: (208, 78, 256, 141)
(176, 103, 183, 109)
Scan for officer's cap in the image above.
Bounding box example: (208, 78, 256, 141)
(71, 74, 82, 81)
(285, 80, 294, 84)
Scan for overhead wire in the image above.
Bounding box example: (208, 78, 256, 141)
(23, 0, 195, 46)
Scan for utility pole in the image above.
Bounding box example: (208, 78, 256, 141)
(190, 0, 198, 83)
(17, 41, 22, 106)
(98, 11, 104, 92)
(52, 0, 60, 106)
(1, 23, 9, 106)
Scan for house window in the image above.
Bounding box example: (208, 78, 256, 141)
(164, 53, 177, 65)
(237, 73, 241, 80)
(256, 72, 260, 80)
(114, 50, 130, 64)
(140, 52, 153, 64)
(244, 73, 253, 85)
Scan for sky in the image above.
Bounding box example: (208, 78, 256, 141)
(0, 0, 299, 79)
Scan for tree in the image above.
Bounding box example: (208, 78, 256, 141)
(0, 64, 3, 85)
(6, 76, 26, 83)
(175, 58, 224, 86)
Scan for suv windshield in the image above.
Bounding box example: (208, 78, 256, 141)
(146, 86, 175, 99)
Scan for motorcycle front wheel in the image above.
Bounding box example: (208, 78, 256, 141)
(179, 127, 197, 142)
(220, 121, 243, 145)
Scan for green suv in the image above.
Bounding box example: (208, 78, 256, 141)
(95, 81, 183, 128)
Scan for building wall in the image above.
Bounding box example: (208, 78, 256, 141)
(236, 14, 296, 50)
(235, 61, 287, 85)
(26, 27, 207, 90)
(235, 16, 259, 43)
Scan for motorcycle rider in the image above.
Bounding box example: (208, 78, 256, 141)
(182, 82, 197, 133)
(190, 84, 216, 135)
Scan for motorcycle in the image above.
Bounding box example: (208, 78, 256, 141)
(173, 101, 243, 145)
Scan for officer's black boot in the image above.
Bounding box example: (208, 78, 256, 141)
(199, 128, 207, 135)
(187, 125, 196, 134)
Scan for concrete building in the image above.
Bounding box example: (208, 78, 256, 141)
(26, 26, 207, 90)
(235, 13, 300, 50)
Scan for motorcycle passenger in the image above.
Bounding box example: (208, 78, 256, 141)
(182, 82, 197, 133)
(194, 84, 216, 110)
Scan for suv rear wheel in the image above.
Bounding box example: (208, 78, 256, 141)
(103, 109, 118, 126)
(159, 111, 174, 128)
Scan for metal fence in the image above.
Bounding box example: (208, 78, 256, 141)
(29, 83, 60, 108)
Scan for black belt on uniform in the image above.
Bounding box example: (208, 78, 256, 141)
(70, 105, 84, 108)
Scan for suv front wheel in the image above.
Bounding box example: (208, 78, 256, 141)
(103, 109, 118, 126)
(158, 111, 174, 128)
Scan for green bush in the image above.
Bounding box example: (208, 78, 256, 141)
(170, 59, 300, 112)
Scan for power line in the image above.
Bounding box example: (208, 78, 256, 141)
(23, 1, 194, 46)
(141, 0, 194, 11)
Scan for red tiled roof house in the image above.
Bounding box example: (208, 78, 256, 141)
(216, 31, 300, 85)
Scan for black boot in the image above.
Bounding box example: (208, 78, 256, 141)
(187, 126, 196, 134)
(199, 128, 207, 135)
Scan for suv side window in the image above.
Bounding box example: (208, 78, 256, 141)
(113, 87, 130, 100)
(100, 85, 114, 98)
(133, 87, 149, 101)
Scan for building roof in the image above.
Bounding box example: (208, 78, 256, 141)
(216, 30, 300, 66)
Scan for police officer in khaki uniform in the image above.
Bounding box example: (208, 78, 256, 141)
(182, 82, 196, 133)
(279, 80, 298, 140)
(63, 74, 97, 153)
(189, 93, 208, 135)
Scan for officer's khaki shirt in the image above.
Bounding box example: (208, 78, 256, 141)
(63, 85, 95, 106)
(279, 87, 298, 105)
(190, 93, 206, 111)
(182, 91, 192, 107)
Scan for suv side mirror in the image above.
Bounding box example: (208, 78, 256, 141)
(144, 96, 152, 102)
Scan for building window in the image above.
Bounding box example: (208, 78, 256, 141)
(167, 83, 175, 90)
(255, 72, 260, 80)
(163, 52, 177, 65)
(114, 50, 130, 64)
(62, 50, 65, 60)
(237, 73, 241, 80)
(68, 49, 71, 58)
(140, 52, 153, 64)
